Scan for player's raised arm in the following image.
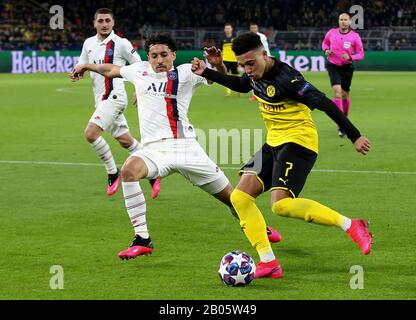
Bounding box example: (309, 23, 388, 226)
(191, 57, 252, 93)
(70, 63, 122, 81)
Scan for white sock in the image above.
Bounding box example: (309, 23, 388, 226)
(128, 138, 141, 154)
(122, 181, 149, 238)
(91, 136, 117, 174)
(341, 218, 352, 231)
(260, 251, 276, 263)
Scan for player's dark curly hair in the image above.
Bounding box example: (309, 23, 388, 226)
(232, 32, 263, 56)
(145, 33, 177, 53)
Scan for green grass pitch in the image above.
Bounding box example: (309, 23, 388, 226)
(0, 71, 415, 300)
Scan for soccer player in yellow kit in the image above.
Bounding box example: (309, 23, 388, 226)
(193, 33, 372, 279)
(220, 23, 239, 96)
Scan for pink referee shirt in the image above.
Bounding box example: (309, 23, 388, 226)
(322, 28, 365, 66)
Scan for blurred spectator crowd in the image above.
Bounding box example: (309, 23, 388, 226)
(1, 0, 415, 51)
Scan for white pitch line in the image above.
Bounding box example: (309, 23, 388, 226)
(0, 160, 415, 175)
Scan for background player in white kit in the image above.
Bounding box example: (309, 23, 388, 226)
(76, 8, 161, 197)
(248, 23, 271, 101)
(71, 33, 281, 259)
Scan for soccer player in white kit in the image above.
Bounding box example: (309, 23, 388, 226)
(71, 33, 281, 259)
(249, 23, 271, 101)
(76, 8, 161, 198)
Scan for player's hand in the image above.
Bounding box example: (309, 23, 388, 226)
(324, 49, 332, 56)
(204, 46, 223, 67)
(191, 57, 207, 76)
(342, 53, 351, 61)
(70, 65, 87, 81)
(354, 136, 371, 155)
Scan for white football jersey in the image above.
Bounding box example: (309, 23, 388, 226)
(77, 31, 142, 105)
(120, 62, 208, 144)
(257, 32, 271, 56)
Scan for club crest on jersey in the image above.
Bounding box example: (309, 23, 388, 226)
(167, 71, 178, 80)
(267, 85, 276, 97)
(142, 71, 148, 76)
(343, 42, 351, 49)
(105, 48, 114, 56)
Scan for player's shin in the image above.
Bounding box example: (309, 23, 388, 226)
(342, 98, 350, 117)
(91, 136, 117, 174)
(230, 189, 274, 262)
(122, 181, 149, 238)
(272, 197, 351, 230)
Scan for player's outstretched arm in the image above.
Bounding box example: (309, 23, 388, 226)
(70, 63, 121, 81)
(191, 57, 252, 93)
(316, 96, 371, 155)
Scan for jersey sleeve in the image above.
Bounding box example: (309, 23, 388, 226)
(321, 30, 331, 52)
(280, 72, 326, 109)
(77, 41, 89, 65)
(351, 34, 365, 62)
(120, 62, 141, 82)
(121, 39, 142, 64)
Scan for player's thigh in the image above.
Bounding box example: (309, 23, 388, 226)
(109, 114, 130, 139)
(271, 143, 317, 198)
(90, 100, 127, 132)
(176, 140, 230, 195)
(127, 144, 172, 180)
(237, 143, 274, 197)
(340, 65, 354, 92)
(326, 62, 342, 87)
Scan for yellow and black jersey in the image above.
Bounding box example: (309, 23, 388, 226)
(220, 37, 237, 62)
(201, 59, 361, 154)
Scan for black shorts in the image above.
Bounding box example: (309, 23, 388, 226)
(240, 143, 317, 197)
(224, 61, 239, 75)
(326, 61, 354, 92)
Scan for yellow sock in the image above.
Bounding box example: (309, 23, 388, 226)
(230, 189, 273, 259)
(226, 88, 232, 96)
(272, 197, 347, 228)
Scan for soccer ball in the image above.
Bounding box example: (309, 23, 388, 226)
(218, 250, 256, 286)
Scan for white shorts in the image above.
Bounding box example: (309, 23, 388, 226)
(129, 138, 229, 195)
(89, 100, 129, 138)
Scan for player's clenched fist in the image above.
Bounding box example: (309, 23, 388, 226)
(191, 57, 206, 75)
(70, 65, 87, 81)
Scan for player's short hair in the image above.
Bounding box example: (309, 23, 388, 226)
(94, 8, 114, 20)
(249, 21, 258, 26)
(144, 33, 177, 53)
(232, 32, 263, 56)
(224, 23, 233, 28)
(339, 12, 351, 19)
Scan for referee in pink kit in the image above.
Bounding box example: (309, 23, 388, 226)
(322, 13, 365, 137)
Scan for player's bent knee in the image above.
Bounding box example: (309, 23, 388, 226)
(121, 164, 139, 182)
(84, 126, 101, 143)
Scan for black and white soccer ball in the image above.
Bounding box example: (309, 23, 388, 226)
(218, 250, 256, 286)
